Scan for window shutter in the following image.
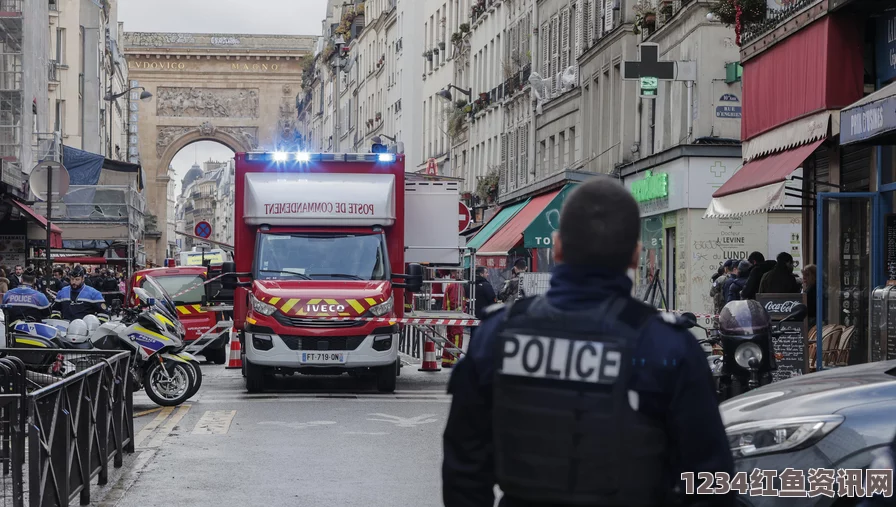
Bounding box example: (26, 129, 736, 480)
(541, 21, 550, 77)
(519, 124, 528, 183)
(500, 133, 508, 191)
(560, 8, 570, 72)
(508, 128, 517, 188)
(583, 0, 592, 48)
(575, 3, 582, 59)
(604, 0, 613, 33)
(551, 15, 560, 83)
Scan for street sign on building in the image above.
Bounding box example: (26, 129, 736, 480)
(458, 202, 472, 232)
(195, 221, 212, 239)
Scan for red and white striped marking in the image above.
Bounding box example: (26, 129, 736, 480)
(309, 316, 481, 326)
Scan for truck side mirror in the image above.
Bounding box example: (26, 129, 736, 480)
(405, 263, 424, 293)
(220, 261, 237, 290)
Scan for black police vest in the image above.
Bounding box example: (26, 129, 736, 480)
(492, 296, 670, 506)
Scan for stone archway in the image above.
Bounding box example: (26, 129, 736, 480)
(123, 32, 316, 264)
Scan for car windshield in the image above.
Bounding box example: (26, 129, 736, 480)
(255, 233, 389, 281)
(145, 275, 205, 305)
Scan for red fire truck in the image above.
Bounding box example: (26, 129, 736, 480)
(216, 151, 460, 393)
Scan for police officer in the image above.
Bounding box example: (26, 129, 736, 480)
(442, 177, 734, 507)
(50, 266, 110, 323)
(2, 271, 51, 323)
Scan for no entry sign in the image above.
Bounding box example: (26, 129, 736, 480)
(195, 221, 212, 239)
(458, 202, 472, 232)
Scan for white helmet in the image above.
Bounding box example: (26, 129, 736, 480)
(82, 315, 101, 334)
(66, 319, 90, 344)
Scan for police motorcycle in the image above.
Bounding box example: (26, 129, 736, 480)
(681, 299, 807, 402)
(93, 279, 201, 406)
(0, 314, 99, 384)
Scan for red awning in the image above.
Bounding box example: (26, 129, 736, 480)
(478, 189, 561, 255)
(742, 16, 863, 142)
(713, 140, 823, 198)
(10, 199, 63, 248)
(54, 257, 106, 265)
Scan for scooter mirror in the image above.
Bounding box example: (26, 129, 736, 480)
(680, 312, 698, 328)
(781, 304, 808, 323)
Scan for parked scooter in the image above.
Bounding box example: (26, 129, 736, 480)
(681, 300, 807, 402)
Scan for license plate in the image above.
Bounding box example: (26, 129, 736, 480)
(300, 352, 347, 364)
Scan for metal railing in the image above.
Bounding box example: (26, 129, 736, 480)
(33, 185, 146, 222)
(0, 349, 134, 507)
(47, 61, 58, 83)
(0, 0, 23, 13)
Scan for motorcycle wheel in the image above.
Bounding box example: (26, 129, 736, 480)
(186, 361, 203, 399)
(144, 360, 195, 407)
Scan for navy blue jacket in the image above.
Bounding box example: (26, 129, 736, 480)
(442, 264, 735, 507)
(2, 286, 51, 322)
(50, 284, 110, 322)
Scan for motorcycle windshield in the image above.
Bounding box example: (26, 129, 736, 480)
(142, 276, 185, 336)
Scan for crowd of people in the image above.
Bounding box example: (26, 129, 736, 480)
(0, 264, 126, 298)
(709, 251, 817, 323)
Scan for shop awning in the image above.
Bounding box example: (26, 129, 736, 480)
(704, 140, 823, 218)
(54, 256, 107, 265)
(839, 81, 896, 146)
(479, 189, 561, 256)
(9, 199, 63, 248)
(463, 200, 529, 268)
(523, 184, 577, 248)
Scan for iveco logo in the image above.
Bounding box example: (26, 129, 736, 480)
(307, 304, 346, 313)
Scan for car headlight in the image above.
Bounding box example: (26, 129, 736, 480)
(249, 293, 277, 316)
(734, 342, 763, 368)
(368, 297, 394, 317)
(727, 415, 844, 459)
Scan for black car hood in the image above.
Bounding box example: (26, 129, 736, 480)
(720, 360, 896, 426)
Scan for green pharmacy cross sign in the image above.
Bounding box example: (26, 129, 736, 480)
(631, 170, 668, 203)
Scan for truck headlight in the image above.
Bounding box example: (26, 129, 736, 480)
(368, 297, 394, 317)
(249, 293, 277, 316)
(726, 415, 844, 459)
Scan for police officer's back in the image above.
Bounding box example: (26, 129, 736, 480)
(2, 272, 51, 324)
(442, 178, 734, 507)
(51, 266, 110, 323)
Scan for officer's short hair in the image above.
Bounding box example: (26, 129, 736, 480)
(21, 273, 35, 285)
(559, 177, 640, 271)
(476, 266, 488, 277)
(776, 252, 793, 265)
(513, 259, 527, 270)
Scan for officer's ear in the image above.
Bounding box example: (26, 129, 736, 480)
(552, 231, 563, 264)
(630, 241, 641, 270)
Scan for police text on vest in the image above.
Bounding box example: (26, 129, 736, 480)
(500, 334, 621, 384)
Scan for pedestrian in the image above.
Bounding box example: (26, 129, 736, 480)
(802, 264, 817, 327)
(710, 260, 735, 315)
(7, 265, 23, 289)
(726, 260, 752, 303)
(758, 252, 801, 294)
(442, 177, 734, 507)
(740, 252, 776, 300)
(442, 270, 466, 368)
(0, 268, 9, 295)
(468, 266, 497, 342)
(499, 259, 528, 304)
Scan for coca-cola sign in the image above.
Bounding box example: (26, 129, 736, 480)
(764, 300, 799, 314)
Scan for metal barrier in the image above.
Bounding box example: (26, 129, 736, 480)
(0, 349, 134, 507)
(398, 326, 443, 362)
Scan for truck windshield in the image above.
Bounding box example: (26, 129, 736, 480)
(255, 233, 389, 281)
(144, 275, 205, 305)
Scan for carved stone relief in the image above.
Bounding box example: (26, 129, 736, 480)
(156, 87, 259, 118)
(156, 125, 259, 156)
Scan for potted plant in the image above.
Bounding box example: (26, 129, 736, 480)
(633, 0, 657, 33)
(433, 47, 440, 55)
(709, 0, 767, 26)
(375, 112, 382, 122)
(423, 49, 433, 61)
(451, 32, 463, 45)
(438, 41, 446, 50)
(460, 23, 470, 33)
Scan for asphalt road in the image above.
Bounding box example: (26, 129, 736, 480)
(92, 363, 454, 507)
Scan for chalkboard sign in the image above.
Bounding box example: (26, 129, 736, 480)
(756, 293, 808, 382)
(887, 214, 896, 281)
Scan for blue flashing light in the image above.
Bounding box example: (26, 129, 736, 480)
(378, 153, 396, 163)
(272, 152, 289, 162)
(295, 152, 311, 162)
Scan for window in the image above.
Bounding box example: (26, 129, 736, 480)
(255, 233, 389, 281)
(146, 275, 205, 305)
(56, 27, 66, 64)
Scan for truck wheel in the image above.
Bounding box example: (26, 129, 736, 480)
(376, 361, 397, 393)
(205, 347, 226, 365)
(245, 359, 268, 393)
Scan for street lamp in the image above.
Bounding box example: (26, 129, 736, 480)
(437, 84, 472, 103)
(104, 86, 152, 158)
(333, 35, 347, 152)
